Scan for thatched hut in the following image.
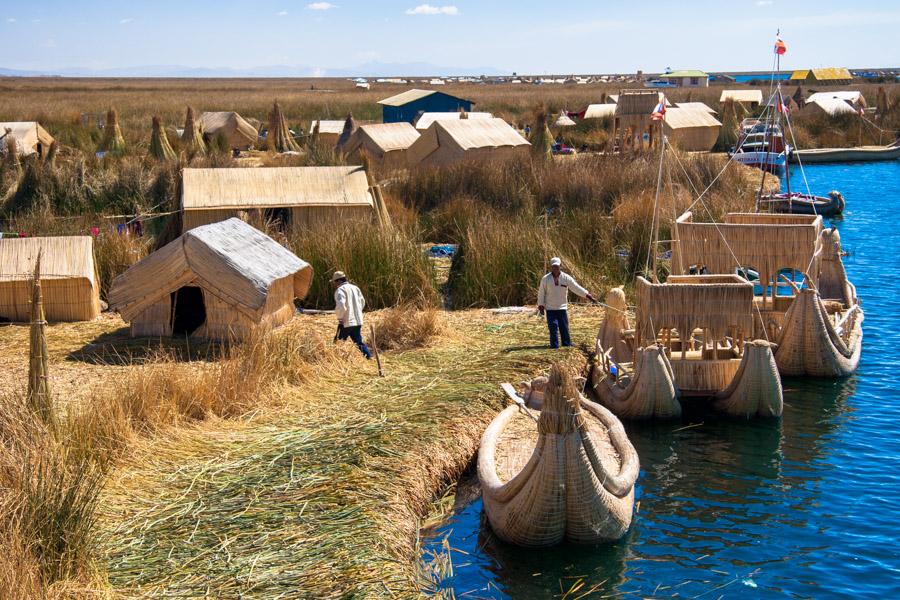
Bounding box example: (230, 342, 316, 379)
(108, 218, 313, 340)
(0, 236, 101, 322)
(0, 122, 54, 157)
(406, 118, 530, 167)
(180, 166, 375, 232)
(309, 120, 347, 146)
(199, 111, 258, 150)
(675, 102, 717, 114)
(582, 104, 616, 120)
(719, 90, 763, 109)
(414, 111, 493, 130)
(797, 97, 859, 118)
(613, 90, 661, 150)
(342, 123, 420, 171)
(662, 108, 722, 151)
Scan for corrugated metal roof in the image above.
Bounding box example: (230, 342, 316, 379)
(182, 166, 374, 210)
(378, 89, 438, 106)
(0, 236, 96, 282)
(433, 118, 530, 150)
(414, 111, 493, 130)
(662, 107, 722, 129)
(719, 90, 764, 104)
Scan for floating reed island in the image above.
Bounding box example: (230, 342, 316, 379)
(478, 363, 639, 547)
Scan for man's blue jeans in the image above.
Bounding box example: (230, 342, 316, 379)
(338, 325, 372, 359)
(546, 309, 572, 348)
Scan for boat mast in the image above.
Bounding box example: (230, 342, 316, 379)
(650, 100, 666, 283)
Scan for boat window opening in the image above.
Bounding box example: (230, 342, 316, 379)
(776, 267, 807, 296)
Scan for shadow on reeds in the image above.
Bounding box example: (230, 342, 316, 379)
(66, 328, 226, 366)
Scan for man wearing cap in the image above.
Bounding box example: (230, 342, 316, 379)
(537, 257, 595, 349)
(332, 271, 371, 359)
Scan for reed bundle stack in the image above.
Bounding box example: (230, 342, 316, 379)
(27, 252, 54, 427)
(714, 340, 783, 418)
(479, 364, 638, 546)
(100, 108, 126, 154)
(149, 116, 176, 162)
(529, 109, 554, 159)
(181, 107, 206, 155)
(267, 101, 300, 153)
(336, 112, 357, 152)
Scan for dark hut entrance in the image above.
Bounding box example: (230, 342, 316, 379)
(171, 286, 206, 336)
(264, 207, 291, 231)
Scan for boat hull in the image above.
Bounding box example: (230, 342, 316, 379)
(731, 150, 786, 174)
(790, 144, 900, 164)
(758, 192, 845, 217)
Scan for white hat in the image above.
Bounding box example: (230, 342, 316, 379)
(331, 270, 347, 282)
(549, 257, 561, 267)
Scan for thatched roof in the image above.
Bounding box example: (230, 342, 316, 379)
(800, 97, 859, 118)
(554, 111, 576, 127)
(407, 118, 530, 167)
(414, 111, 493, 130)
(663, 107, 722, 130)
(806, 91, 865, 107)
(428, 118, 528, 150)
(199, 111, 258, 149)
(675, 102, 717, 114)
(636, 274, 754, 340)
(310, 120, 347, 135)
(0, 122, 54, 156)
(346, 123, 420, 153)
(181, 166, 374, 211)
(0, 236, 97, 283)
(719, 90, 763, 105)
(109, 218, 313, 321)
(616, 90, 661, 116)
(583, 104, 616, 119)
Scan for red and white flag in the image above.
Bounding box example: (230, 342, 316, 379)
(774, 38, 787, 55)
(650, 99, 667, 121)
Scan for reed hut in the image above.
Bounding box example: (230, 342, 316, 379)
(413, 111, 492, 131)
(199, 111, 258, 150)
(99, 109, 126, 154)
(180, 166, 375, 232)
(406, 118, 530, 167)
(267, 101, 300, 153)
(108, 218, 313, 340)
(0, 122, 54, 157)
(342, 123, 420, 171)
(582, 104, 616, 120)
(662, 108, 722, 151)
(149, 116, 177, 162)
(613, 90, 660, 150)
(181, 107, 206, 155)
(719, 90, 763, 109)
(675, 102, 717, 114)
(797, 97, 859, 118)
(0, 236, 101, 322)
(309, 120, 347, 146)
(805, 91, 866, 110)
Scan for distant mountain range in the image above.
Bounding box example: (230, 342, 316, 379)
(0, 61, 507, 78)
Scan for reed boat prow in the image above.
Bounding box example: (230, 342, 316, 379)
(478, 364, 638, 547)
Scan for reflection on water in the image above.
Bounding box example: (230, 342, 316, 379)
(421, 162, 900, 598)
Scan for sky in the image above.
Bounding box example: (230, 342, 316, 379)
(2, 0, 900, 74)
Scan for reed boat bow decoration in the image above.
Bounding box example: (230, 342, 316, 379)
(478, 364, 638, 547)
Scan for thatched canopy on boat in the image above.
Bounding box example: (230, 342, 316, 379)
(672, 211, 824, 292)
(108, 218, 312, 340)
(0, 236, 101, 322)
(635, 275, 754, 341)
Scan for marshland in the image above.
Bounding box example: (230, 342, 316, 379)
(1, 72, 898, 599)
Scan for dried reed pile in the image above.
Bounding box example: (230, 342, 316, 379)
(99, 109, 125, 154)
(148, 116, 176, 162)
(267, 101, 301, 153)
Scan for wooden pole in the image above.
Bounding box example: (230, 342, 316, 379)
(369, 323, 384, 377)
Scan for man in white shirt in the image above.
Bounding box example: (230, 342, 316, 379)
(537, 257, 595, 349)
(332, 271, 371, 359)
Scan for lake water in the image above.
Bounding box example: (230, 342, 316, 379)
(419, 161, 900, 598)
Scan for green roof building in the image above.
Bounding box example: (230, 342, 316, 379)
(661, 70, 709, 88)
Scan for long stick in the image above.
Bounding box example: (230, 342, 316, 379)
(369, 323, 384, 377)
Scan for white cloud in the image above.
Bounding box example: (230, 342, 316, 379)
(307, 2, 337, 9)
(277, 10, 288, 16)
(406, 4, 459, 16)
(119, 17, 133, 24)
(6, 17, 16, 23)
(755, 1, 773, 5)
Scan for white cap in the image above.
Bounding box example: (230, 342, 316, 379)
(549, 257, 561, 267)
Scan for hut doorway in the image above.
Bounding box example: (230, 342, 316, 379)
(264, 207, 291, 231)
(171, 286, 206, 336)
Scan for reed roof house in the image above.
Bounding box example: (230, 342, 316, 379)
(719, 90, 764, 108)
(378, 89, 473, 124)
(413, 111, 492, 130)
(661, 70, 709, 88)
(198, 111, 258, 150)
(798, 97, 860, 118)
(108, 218, 313, 341)
(310, 119, 354, 146)
(789, 68, 853, 85)
(180, 166, 375, 232)
(342, 123, 420, 172)
(0, 121, 54, 157)
(662, 107, 722, 152)
(0, 236, 101, 322)
(406, 118, 530, 167)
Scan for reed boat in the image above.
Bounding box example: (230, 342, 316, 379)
(673, 211, 863, 377)
(478, 364, 638, 547)
(789, 141, 900, 164)
(590, 276, 783, 420)
(757, 190, 845, 218)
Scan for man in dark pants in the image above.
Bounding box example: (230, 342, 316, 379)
(332, 271, 371, 359)
(537, 257, 595, 348)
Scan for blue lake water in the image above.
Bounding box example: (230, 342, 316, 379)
(420, 161, 900, 598)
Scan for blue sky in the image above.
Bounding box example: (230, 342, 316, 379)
(2, 0, 900, 73)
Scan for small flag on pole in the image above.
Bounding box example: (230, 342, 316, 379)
(777, 101, 790, 114)
(774, 38, 787, 55)
(650, 98, 667, 121)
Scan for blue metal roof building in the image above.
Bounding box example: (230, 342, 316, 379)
(378, 89, 473, 124)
